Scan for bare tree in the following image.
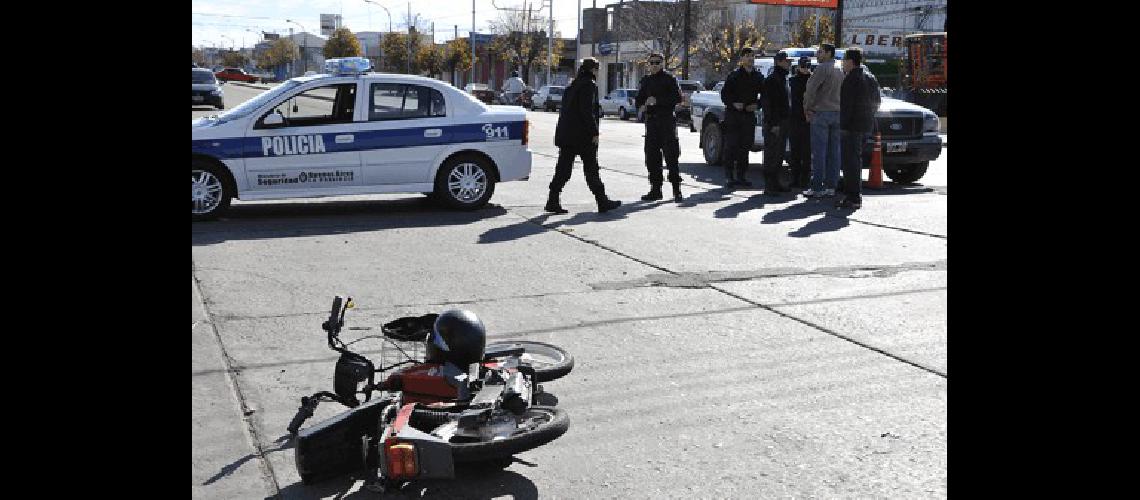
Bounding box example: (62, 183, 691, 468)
(623, 0, 702, 73)
(691, 17, 771, 78)
(487, 4, 563, 85)
(789, 13, 834, 47)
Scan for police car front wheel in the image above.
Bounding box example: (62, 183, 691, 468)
(192, 159, 232, 221)
(434, 155, 496, 210)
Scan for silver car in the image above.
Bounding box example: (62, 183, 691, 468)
(531, 85, 565, 112)
(599, 88, 639, 120)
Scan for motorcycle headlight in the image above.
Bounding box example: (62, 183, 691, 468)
(923, 113, 939, 133)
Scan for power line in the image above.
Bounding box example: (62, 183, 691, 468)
(192, 12, 274, 19)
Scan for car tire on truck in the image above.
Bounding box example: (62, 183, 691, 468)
(885, 162, 929, 184)
(700, 120, 726, 166)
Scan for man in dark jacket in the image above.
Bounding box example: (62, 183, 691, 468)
(719, 47, 764, 187)
(761, 51, 792, 195)
(836, 47, 881, 209)
(635, 52, 685, 202)
(788, 56, 813, 189)
(547, 57, 622, 214)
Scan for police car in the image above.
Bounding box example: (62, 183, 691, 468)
(192, 57, 532, 220)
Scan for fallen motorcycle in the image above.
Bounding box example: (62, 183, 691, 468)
(287, 296, 574, 492)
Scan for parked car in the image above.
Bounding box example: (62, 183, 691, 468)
(215, 67, 261, 83)
(676, 79, 703, 127)
(463, 83, 497, 105)
(192, 68, 225, 110)
(599, 88, 639, 120)
(531, 85, 565, 111)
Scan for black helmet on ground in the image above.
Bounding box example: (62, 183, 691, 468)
(426, 309, 487, 366)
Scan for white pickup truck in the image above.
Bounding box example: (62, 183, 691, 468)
(689, 61, 943, 186)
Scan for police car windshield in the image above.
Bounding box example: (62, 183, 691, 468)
(214, 80, 304, 123)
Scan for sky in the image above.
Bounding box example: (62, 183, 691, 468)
(192, 0, 627, 49)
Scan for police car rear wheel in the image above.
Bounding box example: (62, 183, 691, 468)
(192, 161, 232, 221)
(434, 155, 496, 210)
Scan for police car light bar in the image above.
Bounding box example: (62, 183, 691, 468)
(323, 57, 372, 76)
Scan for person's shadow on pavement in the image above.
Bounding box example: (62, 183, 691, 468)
(761, 198, 832, 225)
(788, 208, 851, 238)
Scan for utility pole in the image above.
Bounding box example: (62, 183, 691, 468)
(455, 25, 460, 86)
(591, 0, 595, 58)
(472, 0, 476, 86)
(547, 0, 553, 87)
(407, 2, 412, 74)
(577, 0, 581, 70)
(835, 0, 844, 49)
(616, 0, 623, 89)
(682, 0, 690, 80)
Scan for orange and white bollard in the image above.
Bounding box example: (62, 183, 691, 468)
(867, 132, 884, 189)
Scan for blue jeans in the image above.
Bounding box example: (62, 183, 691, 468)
(809, 111, 841, 191)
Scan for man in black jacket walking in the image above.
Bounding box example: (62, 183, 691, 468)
(762, 51, 792, 195)
(635, 52, 685, 202)
(788, 56, 813, 189)
(719, 47, 764, 187)
(836, 48, 881, 210)
(547, 57, 622, 214)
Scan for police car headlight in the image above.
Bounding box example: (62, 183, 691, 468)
(923, 113, 939, 133)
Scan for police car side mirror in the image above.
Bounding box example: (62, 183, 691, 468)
(263, 113, 284, 126)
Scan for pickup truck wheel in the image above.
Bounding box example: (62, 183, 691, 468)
(619, 107, 629, 120)
(701, 121, 725, 166)
(885, 162, 929, 184)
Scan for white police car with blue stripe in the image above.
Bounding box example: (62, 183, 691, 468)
(192, 57, 532, 220)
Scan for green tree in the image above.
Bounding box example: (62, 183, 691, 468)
(380, 32, 424, 74)
(264, 38, 299, 67)
(221, 51, 248, 68)
(691, 19, 771, 77)
(418, 43, 445, 78)
(445, 38, 473, 77)
(790, 14, 834, 47)
(324, 27, 363, 58)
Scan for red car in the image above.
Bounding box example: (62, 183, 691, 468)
(214, 67, 260, 83)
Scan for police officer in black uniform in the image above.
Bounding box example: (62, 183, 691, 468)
(634, 52, 684, 202)
(762, 51, 793, 195)
(719, 47, 764, 187)
(788, 56, 813, 189)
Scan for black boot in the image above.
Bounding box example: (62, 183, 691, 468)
(641, 185, 663, 201)
(597, 197, 622, 213)
(544, 190, 568, 214)
(725, 167, 737, 186)
(672, 183, 683, 202)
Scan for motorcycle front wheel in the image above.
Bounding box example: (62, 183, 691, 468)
(484, 341, 574, 382)
(448, 406, 569, 463)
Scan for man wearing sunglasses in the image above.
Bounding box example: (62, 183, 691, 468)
(633, 52, 685, 202)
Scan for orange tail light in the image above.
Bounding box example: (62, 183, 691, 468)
(385, 441, 418, 478)
(522, 119, 529, 146)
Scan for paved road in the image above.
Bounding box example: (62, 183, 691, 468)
(193, 81, 947, 499)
